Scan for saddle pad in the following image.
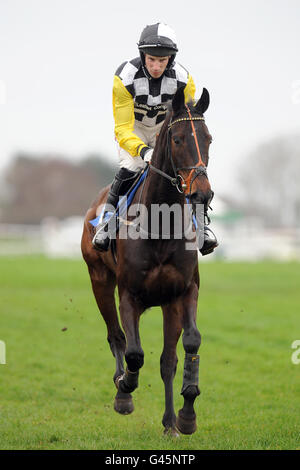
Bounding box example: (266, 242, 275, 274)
(89, 168, 149, 227)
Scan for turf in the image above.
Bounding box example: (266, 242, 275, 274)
(0, 256, 299, 450)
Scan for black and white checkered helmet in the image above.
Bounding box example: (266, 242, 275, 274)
(138, 23, 178, 58)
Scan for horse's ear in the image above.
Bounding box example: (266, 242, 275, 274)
(194, 88, 210, 115)
(172, 86, 185, 114)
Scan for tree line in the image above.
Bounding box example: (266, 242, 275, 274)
(0, 153, 116, 224)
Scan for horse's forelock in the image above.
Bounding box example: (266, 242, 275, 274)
(186, 100, 202, 116)
(169, 99, 202, 119)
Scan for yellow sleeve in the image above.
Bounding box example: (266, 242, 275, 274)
(112, 75, 148, 157)
(184, 74, 196, 103)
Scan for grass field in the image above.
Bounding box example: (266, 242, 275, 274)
(0, 256, 299, 450)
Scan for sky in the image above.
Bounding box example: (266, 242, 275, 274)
(0, 0, 299, 195)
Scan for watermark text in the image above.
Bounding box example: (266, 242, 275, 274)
(291, 340, 300, 365)
(98, 199, 205, 250)
(0, 340, 6, 364)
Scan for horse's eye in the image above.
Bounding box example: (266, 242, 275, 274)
(173, 137, 181, 145)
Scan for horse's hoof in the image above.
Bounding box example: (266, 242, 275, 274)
(114, 397, 134, 415)
(176, 411, 197, 435)
(164, 426, 180, 438)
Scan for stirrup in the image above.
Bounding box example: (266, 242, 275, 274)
(92, 211, 114, 251)
(200, 226, 218, 256)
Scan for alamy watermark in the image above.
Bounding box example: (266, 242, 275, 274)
(98, 199, 205, 250)
(291, 340, 300, 365)
(0, 340, 6, 364)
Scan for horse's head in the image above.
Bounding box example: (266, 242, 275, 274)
(167, 86, 214, 211)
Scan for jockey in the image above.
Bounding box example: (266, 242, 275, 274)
(93, 22, 218, 255)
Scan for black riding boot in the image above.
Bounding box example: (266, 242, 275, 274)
(92, 168, 138, 252)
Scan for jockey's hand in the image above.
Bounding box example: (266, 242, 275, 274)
(143, 148, 153, 162)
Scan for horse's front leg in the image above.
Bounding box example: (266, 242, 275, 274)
(86, 264, 132, 415)
(176, 281, 201, 435)
(116, 289, 144, 396)
(161, 305, 182, 436)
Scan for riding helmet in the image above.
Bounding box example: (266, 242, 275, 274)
(138, 22, 178, 64)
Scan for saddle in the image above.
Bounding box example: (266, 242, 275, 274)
(89, 167, 149, 231)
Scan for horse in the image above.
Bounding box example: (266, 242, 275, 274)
(81, 86, 214, 436)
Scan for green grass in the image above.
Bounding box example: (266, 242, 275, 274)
(0, 256, 299, 450)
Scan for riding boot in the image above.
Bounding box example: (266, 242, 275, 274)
(92, 168, 138, 252)
(200, 225, 219, 256)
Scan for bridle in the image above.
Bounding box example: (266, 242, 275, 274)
(149, 104, 208, 196)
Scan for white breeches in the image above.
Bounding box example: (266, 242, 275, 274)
(117, 121, 164, 171)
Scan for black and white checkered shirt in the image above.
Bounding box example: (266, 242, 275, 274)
(115, 57, 190, 127)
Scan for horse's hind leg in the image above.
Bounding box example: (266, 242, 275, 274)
(176, 281, 201, 435)
(88, 264, 134, 414)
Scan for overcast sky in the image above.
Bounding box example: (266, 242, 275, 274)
(0, 0, 299, 194)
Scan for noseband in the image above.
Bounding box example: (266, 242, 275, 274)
(149, 105, 208, 196)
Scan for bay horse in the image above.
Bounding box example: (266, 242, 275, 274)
(81, 86, 214, 436)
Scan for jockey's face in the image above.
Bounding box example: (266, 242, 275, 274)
(144, 54, 171, 79)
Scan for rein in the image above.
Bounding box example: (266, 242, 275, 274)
(149, 105, 207, 195)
